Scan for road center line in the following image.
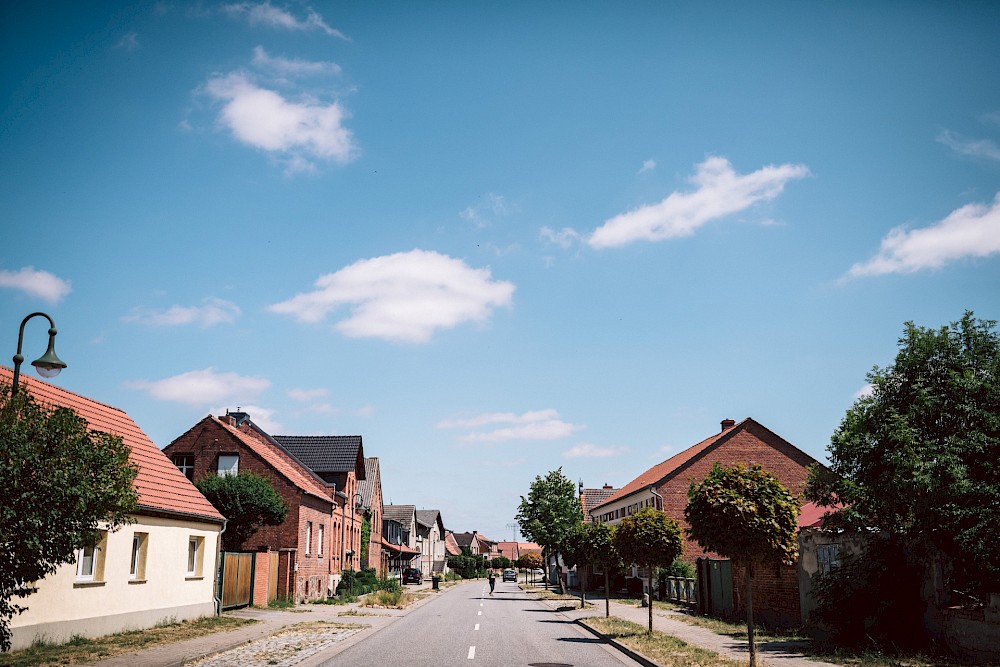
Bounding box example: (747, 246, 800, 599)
(477, 610, 482, 615)
(475, 623, 480, 630)
(468, 645, 476, 659)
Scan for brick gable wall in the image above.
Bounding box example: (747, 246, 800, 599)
(655, 421, 815, 562)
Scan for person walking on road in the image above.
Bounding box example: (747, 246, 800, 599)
(488, 570, 496, 595)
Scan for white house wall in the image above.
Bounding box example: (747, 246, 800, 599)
(9, 514, 221, 651)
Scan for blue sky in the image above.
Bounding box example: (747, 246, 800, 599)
(2, 1, 999, 543)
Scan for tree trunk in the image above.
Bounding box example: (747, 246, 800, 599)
(604, 569, 610, 617)
(557, 563, 566, 595)
(746, 561, 757, 667)
(647, 574, 653, 634)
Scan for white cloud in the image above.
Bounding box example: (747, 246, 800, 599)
(0, 266, 71, 303)
(117, 32, 139, 51)
(854, 383, 874, 399)
(212, 403, 282, 433)
(126, 368, 269, 406)
(203, 71, 357, 169)
(268, 249, 515, 343)
(123, 297, 240, 327)
(638, 159, 656, 174)
(252, 46, 341, 76)
(539, 226, 581, 249)
(287, 387, 329, 401)
(589, 156, 810, 249)
(937, 129, 1000, 161)
(460, 193, 514, 229)
(222, 2, 348, 39)
(562, 442, 629, 459)
(847, 193, 1000, 277)
(438, 408, 583, 443)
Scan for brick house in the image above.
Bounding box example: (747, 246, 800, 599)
(4, 368, 224, 651)
(270, 435, 366, 580)
(356, 457, 384, 575)
(163, 412, 340, 602)
(590, 417, 822, 624)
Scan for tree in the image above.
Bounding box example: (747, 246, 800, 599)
(613, 507, 684, 633)
(1, 386, 139, 651)
(558, 520, 589, 608)
(806, 312, 1000, 645)
(516, 467, 580, 594)
(569, 521, 622, 616)
(686, 462, 799, 667)
(360, 513, 371, 565)
(516, 551, 542, 570)
(195, 472, 288, 551)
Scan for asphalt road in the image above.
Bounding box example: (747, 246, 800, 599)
(318, 580, 643, 667)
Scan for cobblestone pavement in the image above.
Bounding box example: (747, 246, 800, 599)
(185, 622, 364, 667)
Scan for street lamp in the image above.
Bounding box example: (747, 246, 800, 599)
(11, 312, 67, 396)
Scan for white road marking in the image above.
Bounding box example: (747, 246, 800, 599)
(468, 646, 476, 659)
(477, 610, 482, 615)
(475, 623, 480, 630)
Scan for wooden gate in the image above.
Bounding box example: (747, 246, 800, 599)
(696, 557, 733, 618)
(220, 552, 255, 610)
(267, 551, 279, 603)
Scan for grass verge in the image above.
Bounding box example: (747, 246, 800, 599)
(582, 616, 746, 667)
(0, 616, 256, 667)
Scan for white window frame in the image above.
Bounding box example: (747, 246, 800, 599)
(173, 455, 195, 480)
(305, 522, 312, 555)
(188, 536, 205, 576)
(76, 545, 97, 581)
(318, 524, 324, 556)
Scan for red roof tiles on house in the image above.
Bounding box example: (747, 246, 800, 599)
(2, 367, 223, 523)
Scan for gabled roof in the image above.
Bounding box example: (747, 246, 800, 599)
(271, 434, 365, 479)
(592, 418, 819, 513)
(452, 531, 478, 548)
(2, 367, 222, 524)
(383, 504, 416, 526)
(415, 509, 442, 530)
(581, 485, 618, 520)
(356, 457, 380, 510)
(192, 415, 334, 503)
(444, 530, 462, 556)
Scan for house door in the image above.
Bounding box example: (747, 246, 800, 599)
(267, 551, 279, 603)
(220, 552, 255, 610)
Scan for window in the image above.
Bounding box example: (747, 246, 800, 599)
(188, 536, 205, 577)
(217, 454, 239, 477)
(817, 544, 841, 575)
(318, 524, 324, 556)
(305, 522, 312, 555)
(172, 455, 194, 481)
(75, 531, 107, 582)
(130, 532, 148, 580)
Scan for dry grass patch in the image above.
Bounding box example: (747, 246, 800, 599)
(359, 589, 422, 609)
(582, 616, 746, 667)
(337, 610, 387, 617)
(0, 616, 255, 667)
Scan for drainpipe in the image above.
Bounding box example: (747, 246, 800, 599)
(214, 518, 228, 615)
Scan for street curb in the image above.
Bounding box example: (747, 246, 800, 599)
(573, 618, 661, 667)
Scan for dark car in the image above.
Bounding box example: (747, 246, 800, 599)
(502, 568, 517, 582)
(402, 567, 422, 584)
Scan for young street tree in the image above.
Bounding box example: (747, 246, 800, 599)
(1, 387, 139, 652)
(686, 462, 800, 667)
(516, 467, 580, 594)
(806, 312, 1000, 643)
(613, 507, 684, 633)
(195, 472, 288, 551)
(577, 521, 621, 617)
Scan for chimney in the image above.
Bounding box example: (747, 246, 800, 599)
(226, 408, 251, 429)
(721, 418, 736, 431)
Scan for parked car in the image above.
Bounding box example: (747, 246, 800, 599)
(529, 568, 544, 576)
(502, 568, 517, 582)
(402, 567, 423, 584)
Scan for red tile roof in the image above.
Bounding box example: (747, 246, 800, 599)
(3, 367, 223, 523)
(593, 419, 746, 511)
(209, 416, 334, 503)
(798, 501, 843, 528)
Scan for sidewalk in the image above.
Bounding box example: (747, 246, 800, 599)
(85, 581, 442, 667)
(544, 590, 840, 667)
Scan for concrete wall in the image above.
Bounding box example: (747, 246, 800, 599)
(9, 514, 220, 651)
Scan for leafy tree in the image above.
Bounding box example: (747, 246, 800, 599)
(490, 556, 512, 569)
(516, 552, 542, 570)
(360, 513, 370, 565)
(613, 507, 684, 633)
(516, 467, 580, 594)
(1, 386, 139, 651)
(567, 521, 622, 616)
(686, 462, 799, 667)
(806, 312, 1000, 647)
(195, 472, 288, 551)
(559, 520, 589, 608)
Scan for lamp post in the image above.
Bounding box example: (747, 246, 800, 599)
(11, 312, 67, 396)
